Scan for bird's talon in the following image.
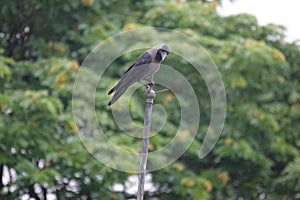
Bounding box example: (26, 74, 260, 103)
(148, 82, 154, 88)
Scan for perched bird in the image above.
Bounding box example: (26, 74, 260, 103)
(108, 44, 169, 106)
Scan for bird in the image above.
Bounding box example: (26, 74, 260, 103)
(107, 44, 169, 106)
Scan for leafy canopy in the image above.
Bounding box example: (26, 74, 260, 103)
(1, 0, 300, 199)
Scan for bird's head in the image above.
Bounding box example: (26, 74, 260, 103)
(155, 44, 169, 62)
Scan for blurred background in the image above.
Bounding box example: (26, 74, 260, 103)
(1, 0, 300, 199)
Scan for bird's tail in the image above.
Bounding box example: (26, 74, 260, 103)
(108, 86, 115, 95)
(107, 86, 129, 106)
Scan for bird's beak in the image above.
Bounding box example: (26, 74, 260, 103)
(160, 51, 168, 61)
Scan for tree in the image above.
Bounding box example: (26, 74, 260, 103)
(1, 0, 300, 199)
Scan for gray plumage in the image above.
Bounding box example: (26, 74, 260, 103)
(108, 44, 169, 106)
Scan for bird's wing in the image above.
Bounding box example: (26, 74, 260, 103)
(108, 51, 153, 105)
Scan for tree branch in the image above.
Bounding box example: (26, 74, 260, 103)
(137, 83, 156, 200)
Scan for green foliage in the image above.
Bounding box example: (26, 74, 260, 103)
(1, 0, 300, 199)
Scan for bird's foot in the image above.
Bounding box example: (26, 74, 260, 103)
(149, 80, 155, 86)
(144, 83, 153, 92)
(143, 80, 155, 89)
(150, 80, 155, 85)
(143, 78, 155, 85)
(147, 81, 155, 89)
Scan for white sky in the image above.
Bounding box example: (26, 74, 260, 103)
(217, 0, 300, 42)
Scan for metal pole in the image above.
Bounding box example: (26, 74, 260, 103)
(137, 84, 156, 200)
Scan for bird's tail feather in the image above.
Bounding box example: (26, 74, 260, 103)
(108, 86, 115, 95)
(107, 85, 129, 106)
